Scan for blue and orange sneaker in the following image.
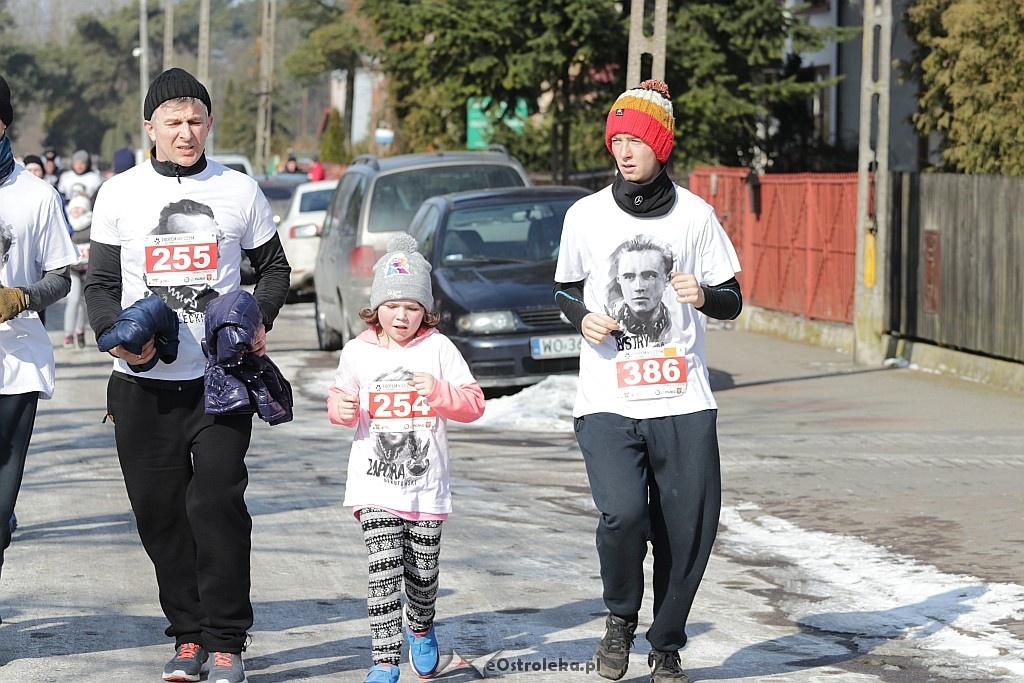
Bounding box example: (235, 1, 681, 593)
(364, 662, 401, 683)
(404, 624, 439, 678)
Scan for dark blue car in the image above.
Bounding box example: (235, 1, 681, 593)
(406, 186, 590, 389)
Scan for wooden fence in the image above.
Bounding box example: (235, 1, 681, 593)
(687, 167, 1024, 365)
(891, 172, 1024, 363)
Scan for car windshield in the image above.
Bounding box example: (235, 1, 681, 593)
(440, 198, 580, 264)
(299, 188, 334, 213)
(368, 165, 526, 233)
(259, 184, 296, 224)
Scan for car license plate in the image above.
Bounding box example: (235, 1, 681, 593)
(531, 334, 582, 359)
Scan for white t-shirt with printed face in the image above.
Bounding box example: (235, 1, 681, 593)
(90, 160, 278, 381)
(334, 330, 477, 515)
(0, 165, 80, 399)
(555, 184, 741, 419)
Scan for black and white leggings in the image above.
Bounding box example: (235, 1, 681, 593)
(360, 507, 442, 665)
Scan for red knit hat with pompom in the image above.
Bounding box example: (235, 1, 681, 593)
(605, 79, 675, 164)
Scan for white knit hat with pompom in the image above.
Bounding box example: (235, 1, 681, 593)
(369, 233, 434, 311)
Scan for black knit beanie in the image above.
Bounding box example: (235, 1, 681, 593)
(0, 75, 13, 127)
(144, 68, 212, 120)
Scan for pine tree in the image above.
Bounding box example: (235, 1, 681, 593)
(319, 108, 346, 164)
(906, 0, 1024, 174)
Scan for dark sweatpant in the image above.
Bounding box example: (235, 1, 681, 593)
(0, 392, 39, 581)
(574, 410, 721, 653)
(107, 372, 254, 653)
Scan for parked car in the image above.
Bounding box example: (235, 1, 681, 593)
(276, 179, 338, 301)
(235, 179, 300, 286)
(208, 153, 255, 176)
(312, 148, 531, 350)
(405, 186, 590, 388)
(259, 178, 299, 223)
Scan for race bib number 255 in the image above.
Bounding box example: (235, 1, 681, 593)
(615, 346, 688, 400)
(144, 232, 219, 287)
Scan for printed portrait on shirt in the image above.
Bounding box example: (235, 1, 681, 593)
(604, 235, 673, 346)
(0, 220, 14, 282)
(144, 198, 223, 320)
(367, 367, 433, 482)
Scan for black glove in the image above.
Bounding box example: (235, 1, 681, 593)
(0, 287, 28, 323)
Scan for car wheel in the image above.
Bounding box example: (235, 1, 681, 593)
(339, 296, 355, 347)
(314, 298, 344, 351)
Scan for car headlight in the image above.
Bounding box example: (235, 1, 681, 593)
(456, 311, 515, 334)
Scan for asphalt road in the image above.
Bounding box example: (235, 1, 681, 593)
(0, 301, 1021, 682)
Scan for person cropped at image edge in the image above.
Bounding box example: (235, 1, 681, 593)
(553, 79, 744, 683)
(327, 233, 485, 683)
(83, 66, 291, 683)
(0, 73, 79, 624)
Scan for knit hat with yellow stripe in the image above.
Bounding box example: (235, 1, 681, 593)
(605, 79, 675, 164)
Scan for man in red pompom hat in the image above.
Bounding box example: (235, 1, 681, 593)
(553, 79, 745, 683)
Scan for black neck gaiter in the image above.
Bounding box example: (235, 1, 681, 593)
(150, 146, 208, 180)
(0, 133, 14, 184)
(611, 165, 675, 217)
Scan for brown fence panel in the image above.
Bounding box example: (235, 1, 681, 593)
(893, 173, 1024, 363)
(688, 167, 857, 323)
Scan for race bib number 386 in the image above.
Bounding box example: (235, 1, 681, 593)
(144, 232, 219, 286)
(615, 345, 688, 400)
(368, 380, 437, 432)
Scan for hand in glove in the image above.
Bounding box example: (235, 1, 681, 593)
(0, 287, 28, 323)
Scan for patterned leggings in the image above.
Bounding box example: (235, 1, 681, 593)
(360, 507, 443, 666)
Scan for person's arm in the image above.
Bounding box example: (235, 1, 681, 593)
(84, 241, 124, 337)
(422, 376, 485, 423)
(553, 280, 589, 333)
(696, 277, 743, 320)
(19, 267, 72, 311)
(554, 280, 620, 344)
(243, 233, 290, 331)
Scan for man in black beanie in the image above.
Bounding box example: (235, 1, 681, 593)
(85, 67, 290, 683)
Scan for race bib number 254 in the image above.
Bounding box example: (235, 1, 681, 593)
(368, 380, 437, 432)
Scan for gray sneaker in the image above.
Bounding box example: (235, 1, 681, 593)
(594, 614, 637, 680)
(208, 651, 248, 683)
(648, 649, 689, 683)
(162, 642, 207, 682)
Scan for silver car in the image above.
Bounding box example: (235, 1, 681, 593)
(312, 149, 530, 350)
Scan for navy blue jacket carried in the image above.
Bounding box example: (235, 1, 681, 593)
(96, 294, 180, 373)
(202, 289, 293, 425)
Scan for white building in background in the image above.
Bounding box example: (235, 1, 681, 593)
(794, 0, 923, 172)
(330, 68, 388, 147)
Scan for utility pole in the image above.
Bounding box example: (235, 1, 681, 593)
(255, 0, 276, 175)
(854, 0, 892, 366)
(138, 0, 150, 155)
(163, 0, 174, 70)
(197, 0, 211, 150)
(626, 0, 667, 85)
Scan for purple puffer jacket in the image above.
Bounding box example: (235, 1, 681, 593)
(202, 289, 293, 425)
